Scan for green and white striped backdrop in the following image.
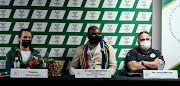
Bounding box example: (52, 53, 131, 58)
(0, 0, 152, 75)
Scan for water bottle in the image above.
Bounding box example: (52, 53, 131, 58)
(42, 59, 46, 67)
(158, 59, 163, 70)
(14, 57, 20, 68)
(89, 58, 96, 69)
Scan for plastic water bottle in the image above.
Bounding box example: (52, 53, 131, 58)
(42, 59, 46, 67)
(158, 59, 163, 70)
(89, 58, 96, 69)
(14, 57, 20, 68)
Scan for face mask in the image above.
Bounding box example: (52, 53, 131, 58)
(22, 40, 31, 48)
(139, 41, 151, 51)
(88, 36, 101, 44)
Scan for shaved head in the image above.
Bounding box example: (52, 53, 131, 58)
(87, 26, 101, 37)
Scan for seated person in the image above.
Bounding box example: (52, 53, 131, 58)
(6, 29, 44, 72)
(69, 26, 117, 75)
(124, 31, 165, 73)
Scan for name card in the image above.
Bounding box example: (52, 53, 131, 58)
(143, 70, 178, 79)
(75, 69, 111, 78)
(10, 68, 48, 78)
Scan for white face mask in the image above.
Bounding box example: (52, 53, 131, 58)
(139, 41, 151, 51)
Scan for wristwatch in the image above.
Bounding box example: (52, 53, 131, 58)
(141, 60, 144, 66)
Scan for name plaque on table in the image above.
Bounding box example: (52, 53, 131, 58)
(143, 70, 178, 79)
(75, 69, 111, 78)
(10, 68, 48, 78)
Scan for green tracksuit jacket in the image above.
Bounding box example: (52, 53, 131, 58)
(5, 47, 43, 72)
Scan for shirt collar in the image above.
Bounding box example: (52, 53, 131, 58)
(137, 47, 152, 55)
(87, 42, 100, 50)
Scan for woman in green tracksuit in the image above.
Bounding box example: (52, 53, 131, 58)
(5, 29, 44, 72)
(5, 47, 43, 72)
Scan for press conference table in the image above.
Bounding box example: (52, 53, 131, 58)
(1, 75, 180, 85)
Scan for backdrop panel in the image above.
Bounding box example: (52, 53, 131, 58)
(0, 0, 152, 75)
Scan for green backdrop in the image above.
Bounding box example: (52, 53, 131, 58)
(0, 0, 152, 75)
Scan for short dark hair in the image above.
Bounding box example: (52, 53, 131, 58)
(18, 29, 31, 38)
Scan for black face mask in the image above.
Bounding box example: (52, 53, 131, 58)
(88, 36, 101, 44)
(22, 40, 31, 48)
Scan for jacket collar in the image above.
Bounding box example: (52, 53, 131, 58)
(13, 47, 34, 53)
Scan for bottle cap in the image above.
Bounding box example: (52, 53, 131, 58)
(15, 57, 18, 60)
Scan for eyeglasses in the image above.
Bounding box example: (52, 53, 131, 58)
(138, 31, 149, 37)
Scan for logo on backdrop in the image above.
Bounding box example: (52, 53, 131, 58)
(136, 12, 152, 21)
(119, 36, 135, 45)
(0, 22, 11, 31)
(0, 0, 10, 5)
(0, 47, 11, 56)
(103, 36, 118, 45)
(34, 48, 47, 57)
(136, 24, 151, 33)
(66, 48, 76, 57)
(13, 22, 30, 31)
(119, 24, 135, 33)
(118, 48, 132, 58)
(119, 0, 135, 8)
(49, 23, 65, 32)
(48, 48, 65, 57)
(102, 0, 118, 8)
(67, 0, 83, 7)
(84, 11, 101, 20)
(136, 0, 152, 9)
(119, 11, 135, 21)
(31, 22, 47, 32)
(32, 35, 47, 44)
(13, 0, 29, 6)
(102, 11, 118, 20)
(31, 0, 47, 6)
(13, 9, 30, 19)
(84, 0, 101, 8)
(0, 60, 6, 69)
(102, 24, 118, 33)
(49, 35, 65, 45)
(0, 34, 11, 44)
(67, 23, 83, 32)
(66, 36, 83, 45)
(49, 0, 65, 7)
(67, 10, 83, 20)
(31, 10, 48, 19)
(49, 10, 66, 19)
(0, 9, 12, 18)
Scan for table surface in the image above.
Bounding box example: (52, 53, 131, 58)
(1, 74, 180, 84)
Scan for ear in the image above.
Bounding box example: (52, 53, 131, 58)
(138, 42, 140, 46)
(137, 39, 140, 46)
(87, 33, 90, 37)
(18, 36, 21, 42)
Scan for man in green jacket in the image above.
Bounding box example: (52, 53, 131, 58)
(6, 29, 44, 72)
